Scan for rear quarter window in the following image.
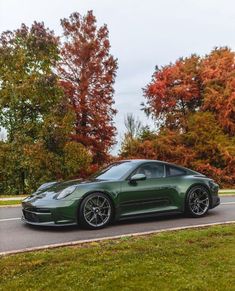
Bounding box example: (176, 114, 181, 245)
(167, 166, 186, 177)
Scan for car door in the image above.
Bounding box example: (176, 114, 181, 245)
(118, 162, 178, 218)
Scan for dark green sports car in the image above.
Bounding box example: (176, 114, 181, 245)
(22, 160, 220, 229)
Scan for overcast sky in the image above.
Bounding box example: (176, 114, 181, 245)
(0, 0, 235, 153)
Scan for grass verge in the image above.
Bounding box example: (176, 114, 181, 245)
(0, 200, 22, 206)
(219, 189, 235, 196)
(0, 224, 234, 291)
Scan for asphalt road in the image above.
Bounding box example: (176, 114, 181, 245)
(0, 196, 235, 254)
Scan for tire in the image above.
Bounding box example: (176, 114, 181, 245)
(78, 192, 113, 229)
(185, 186, 210, 218)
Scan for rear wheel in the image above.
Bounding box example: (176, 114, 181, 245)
(186, 186, 210, 217)
(78, 193, 113, 229)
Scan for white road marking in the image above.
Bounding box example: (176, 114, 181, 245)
(0, 217, 21, 222)
(221, 202, 235, 205)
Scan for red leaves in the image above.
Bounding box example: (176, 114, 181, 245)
(144, 48, 235, 136)
(59, 11, 118, 163)
(132, 48, 235, 187)
(144, 55, 201, 130)
(201, 47, 235, 135)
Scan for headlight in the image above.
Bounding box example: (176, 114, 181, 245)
(34, 181, 57, 195)
(57, 186, 76, 199)
(37, 181, 57, 192)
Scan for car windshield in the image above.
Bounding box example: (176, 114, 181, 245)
(94, 162, 134, 181)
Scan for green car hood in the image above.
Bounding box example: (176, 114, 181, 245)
(29, 178, 103, 200)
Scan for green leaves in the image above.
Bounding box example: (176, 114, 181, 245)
(0, 22, 60, 141)
(0, 21, 92, 194)
(63, 142, 92, 178)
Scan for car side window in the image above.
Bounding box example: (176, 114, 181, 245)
(135, 163, 165, 179)
(167, 166, 186, 177)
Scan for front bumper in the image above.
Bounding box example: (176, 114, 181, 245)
(210, 195, 220, 209)
(22, 198, 79, 226)
(21, 216, 77, 226)
(209, 182, 220, 209)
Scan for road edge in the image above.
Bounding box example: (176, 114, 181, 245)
(0, 204, 21, 208)
(1, 220, 235, 257)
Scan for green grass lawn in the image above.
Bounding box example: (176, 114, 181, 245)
(0, 225, 234, 291)
(219, 189, 235, 195)
(0, 200, 22, 206)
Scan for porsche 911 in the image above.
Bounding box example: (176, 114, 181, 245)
(22, 160, 220, 229)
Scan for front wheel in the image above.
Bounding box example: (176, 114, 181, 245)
(78, 193, 113, 229)
(186, 186, 210, 217)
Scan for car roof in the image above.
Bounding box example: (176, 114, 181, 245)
(119, 159, 201, 175)
(120, 159, 174, 165)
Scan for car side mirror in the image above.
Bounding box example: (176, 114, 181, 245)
(129, 173, 146, 183)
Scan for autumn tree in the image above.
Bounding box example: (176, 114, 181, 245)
(201, 47, 235, 135)
(122, 47, 235, 187)
(120, 114, 154, 157)
(143, 55, 202, 131)
(59, 11, 118, 163)
(0, 22, 92, 194)
(143, 47, 235, 134)
(0, 22, 61, 192)
(0, 23, 60, 141)
(184, 112, 235, 185)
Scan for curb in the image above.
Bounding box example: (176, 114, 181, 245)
(1, 220, 235, 257)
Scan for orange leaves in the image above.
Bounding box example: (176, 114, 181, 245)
(143, 55, 201, 130)
(126, 48, 235, 187)
(200, 47, 235, 135)
(59, 11, 118, 163)
(143, 47, 235, 136)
